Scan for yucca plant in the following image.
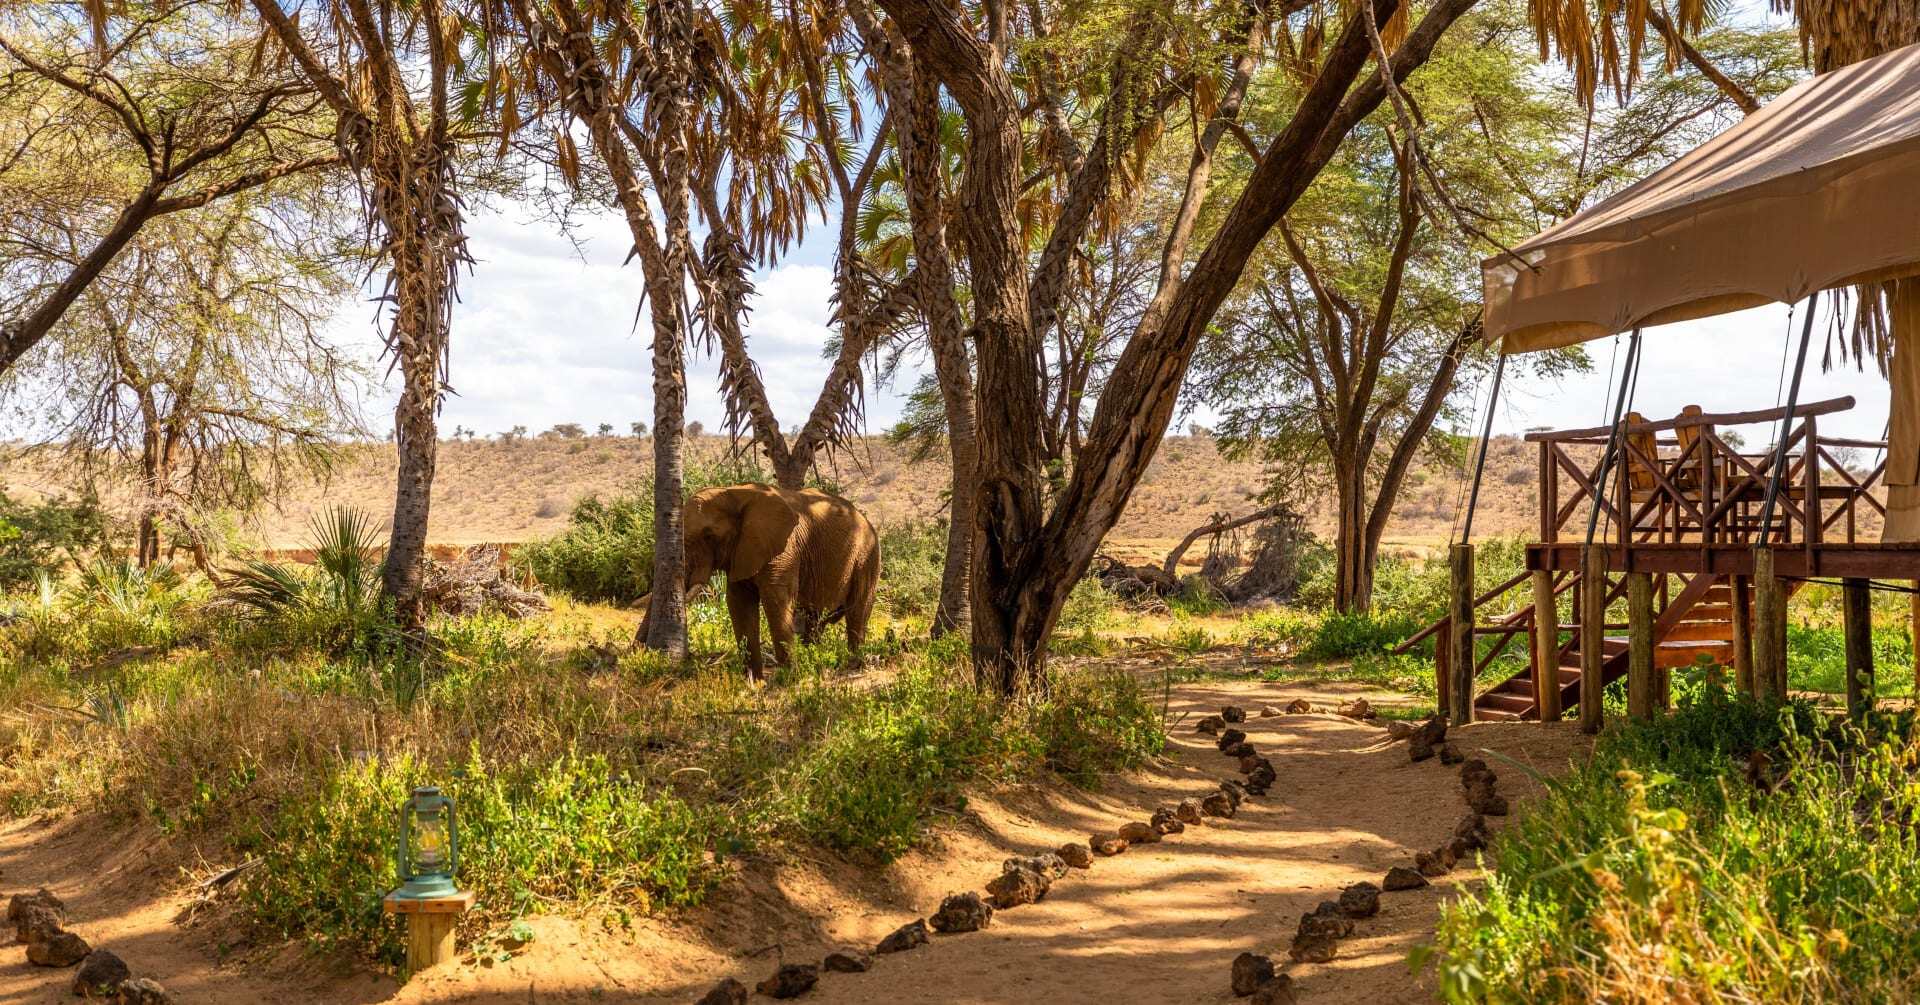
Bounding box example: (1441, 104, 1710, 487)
(71, 558, 190, 652)
(218, 507, 390, 654)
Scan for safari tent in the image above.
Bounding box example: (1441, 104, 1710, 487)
(1420, 41, 1920, 728)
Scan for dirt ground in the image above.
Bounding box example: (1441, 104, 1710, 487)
(0, 679, 1591, 1004)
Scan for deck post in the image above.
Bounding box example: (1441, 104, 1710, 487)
(1627, 571, 1655, 719)
(1844, 577, 1874, 721)
(1730, 576, 1755, 696)
(1753, 546, 1787, 701)
(1448, 543, 1474, 725)
(1579, 544, 1606, 735)
(1911, 583, 1919, 697)
(1531, 569, 1561, 722)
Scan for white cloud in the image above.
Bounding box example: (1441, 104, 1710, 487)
(346, 201, 917, 440)
(1496, 300, 1892, 447)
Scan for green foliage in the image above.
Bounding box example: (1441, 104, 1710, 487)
(517, 454, 776, 605)
(1021, 669, 1168, 788)
(218, 507, 392, 658)
(1430, 689, 1920, 1002)
(1785, 621, 1916, 698)
(244, 749, 714, 966)
(873, 521, 948, 621)
(0, 491, 107, 590)
(1301, 610, 1420, 659)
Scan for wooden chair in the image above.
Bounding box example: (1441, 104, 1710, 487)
(1617, 411, 1662, 533)
(1671, 404, 1711, 491)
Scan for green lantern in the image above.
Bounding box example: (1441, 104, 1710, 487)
(393, 786, 460, 900)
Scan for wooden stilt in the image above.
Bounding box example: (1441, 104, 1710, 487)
(1448, 543, 1475, 725)
(1731, 576, 1755, 695)
(1627, 571, 1654, 719)
(1911, 582, 1919, 698)
(1753, 546, 1786, 701)
(1844, 577, 1874, 721)
(1580, 544, 1606, 734)
(1434, 627, 1451, 722)
(1532, 569, 1561, 722)
(385, 890, 475, 974)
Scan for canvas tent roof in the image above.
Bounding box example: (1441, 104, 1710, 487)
(1483, 40, 1920, 355)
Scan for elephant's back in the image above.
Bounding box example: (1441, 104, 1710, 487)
(784, 488, 879, 602)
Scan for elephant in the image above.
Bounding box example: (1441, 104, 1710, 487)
(675, 483, 881, 680)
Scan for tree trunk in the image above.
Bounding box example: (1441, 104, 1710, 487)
(643, 344, 689, 657)
(637, 0, 697, 659)
(385, 375, 439, 630)
(1332, 461, 1371, 613)
(878, 0, 1470, 690)
(378, 163, 456, 635)
(896, 64, 976, 639)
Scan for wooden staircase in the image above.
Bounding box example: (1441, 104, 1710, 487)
(1470, 572, 1766, 721)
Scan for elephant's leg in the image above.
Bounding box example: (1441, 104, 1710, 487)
(844, 603, 867, 672)
(762, 590, 797, 669)
(727, 580, 764, 682)
(845, 578, 877, 671)
(795, 607, 820, 645)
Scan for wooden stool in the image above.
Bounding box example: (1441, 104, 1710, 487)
(383, 889, 475, 972)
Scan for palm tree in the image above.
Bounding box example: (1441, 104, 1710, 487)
(244, 0, 473, 636)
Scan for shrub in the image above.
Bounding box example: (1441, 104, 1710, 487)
(244, 749, 715, 965)
(1429, 689, 1919, 1002)
(1302, 610, 1419, 659)
(218, 507, 393, 659)
(0, 491, 108, 589)
(874, 521, 948, 621)
(517, 455, 778, 605)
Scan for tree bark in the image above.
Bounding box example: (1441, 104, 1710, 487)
(902, 69, 978, 638)
(874, 0, 1045, 689)
(0, 186, 160, 377)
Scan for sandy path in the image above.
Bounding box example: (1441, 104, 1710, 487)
(0, 680, 1589, 1004)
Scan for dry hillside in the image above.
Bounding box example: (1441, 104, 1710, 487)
(1, 434, 1554, 559)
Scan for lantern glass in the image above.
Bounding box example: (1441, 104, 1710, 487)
(394, 785, 460, 900)
(412, 809, 448, 870)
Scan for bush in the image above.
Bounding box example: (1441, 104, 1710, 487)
(874, 521, 948, 621)
(518, 454, 771, 604)
(1429, 689, 1920, 1002)
(1303, 610, 1419, 659)
(0, 491, 107, 589)
(244, 749, 715, 965)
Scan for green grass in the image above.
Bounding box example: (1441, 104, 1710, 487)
(0, 569, 1166, 967)
(1427, 687, 1920, 1003)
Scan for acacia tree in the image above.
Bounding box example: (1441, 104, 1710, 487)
(1188, 13, 1793, 613)
(11, 202, 363, 568)
(0, 5, 340, 378)
(865, 0, 1483, 691)
(246, 0, 473, 632)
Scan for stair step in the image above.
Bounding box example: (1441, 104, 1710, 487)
(1688, 604, 1734, 620)
(1474, 708, 1525, 722)
(1478, 692, 1536, 713)
(1665, 621, 1735, 642)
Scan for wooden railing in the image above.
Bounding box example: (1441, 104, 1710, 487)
(1526, 395, 1885, 552)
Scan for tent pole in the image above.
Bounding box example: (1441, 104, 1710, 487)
(1578, 329, 1640, 734)
(1585, 330, 1643, 547)
(1460, 351, 1507, 543)
(1759, 297, 1818, 535)
(1753, 295, 1817, 700)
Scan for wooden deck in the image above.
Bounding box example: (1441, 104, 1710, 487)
(1402, 396, 1920, 721)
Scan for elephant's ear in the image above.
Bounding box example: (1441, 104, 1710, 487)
(725, 485, 798, 580)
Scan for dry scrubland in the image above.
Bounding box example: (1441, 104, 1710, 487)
(1, 433, 1550, 558)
